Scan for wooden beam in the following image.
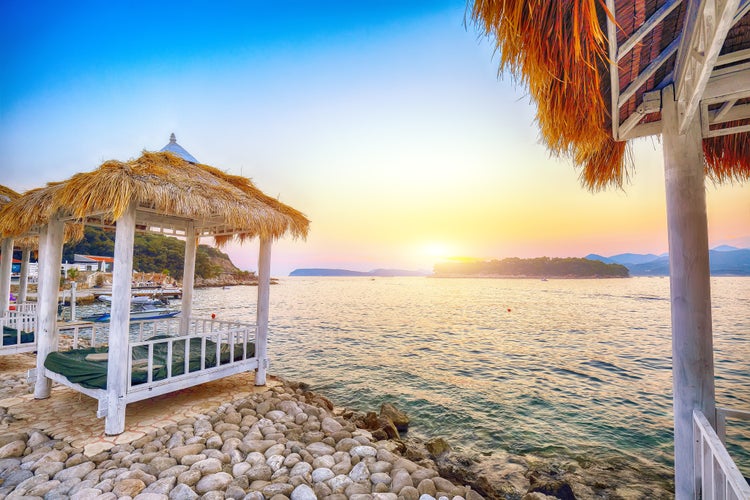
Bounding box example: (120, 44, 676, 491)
(662, 83, 715, 500)
(618, 0, 683, 61)
(619, 91, 663, 138)
(0, 238, 13, 313)
(674, 0, 741, 134)
(34, 220, 64, 399)
(703, 62, 750, 97)
(105, 202, 136, 435)
(715, 47, 750, 67)
(255, 237, 272, 386)
(619, 37, 680, 107)
(605, 0, 621, 139)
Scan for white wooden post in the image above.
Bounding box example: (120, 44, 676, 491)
(18, 248, 30, 304)
(34, 220, 64, 399)
(255, 236, 272, 385)
(70, 281, 77, 321)
(662, 84, 715, 500)
(0, 238, 14, 313)
(105, 202, 136, 435)
(180, 221, 196, 335)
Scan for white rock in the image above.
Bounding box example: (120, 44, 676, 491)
(266, 454, 285, 472)
(321, 417, 343, 434)
(312, 467, 335, 483)
(245, 451, 266, 466)
(290, 484, 317, 500)
(349, 462, 370, 482)
(70, 487, 103, 499)
(350, 445, 378, 458)
(54, 461, 96, 481)
(195, 472, 233, 495)
(312, 456, 335, 472)
(419, 496, 437, 500)
(266, 410, 287, 421)
(189, 457, 222, 474)
(232, 461, 252, 477)
(373, 494, 399, 500)
(370, 472, 391, 486)
(328, 474, 354, 492)
(169, 482, 199, 500)
(307, 442, 336, 457)
(263, 443, 285, 458)
(290, 461, 313, 477)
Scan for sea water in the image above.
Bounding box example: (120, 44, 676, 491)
(189, 277, 749, 494)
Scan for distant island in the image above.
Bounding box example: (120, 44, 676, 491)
(433, 257, 629, 278)
(587, 246, 750, 276)
(289, 268, 429, 277)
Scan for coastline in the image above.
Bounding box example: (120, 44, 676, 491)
(0, 351, 507, 500)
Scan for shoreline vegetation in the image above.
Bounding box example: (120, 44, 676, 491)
(432, 257, 629, 279)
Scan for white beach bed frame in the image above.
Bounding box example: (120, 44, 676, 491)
(33, 316, 260, 420)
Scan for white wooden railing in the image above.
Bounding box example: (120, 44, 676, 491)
(58, 316, 255, 349)
(126, 319, 256, 391)
(10, 302, 37, 314)
(1, 310, 37, 343)
(693, 409, 750, 499)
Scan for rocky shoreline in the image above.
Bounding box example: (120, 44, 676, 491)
(0, 365, 586, 500)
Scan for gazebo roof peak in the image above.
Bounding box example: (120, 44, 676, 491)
(159, 133, 199, 163)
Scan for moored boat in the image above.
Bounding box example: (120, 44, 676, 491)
(82, 303, 180, 322)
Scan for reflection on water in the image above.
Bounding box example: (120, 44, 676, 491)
(186, 277, 748, 491)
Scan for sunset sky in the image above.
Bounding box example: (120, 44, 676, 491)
(2, 1, 748, 275)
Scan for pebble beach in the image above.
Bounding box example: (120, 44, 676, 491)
(0, 347, 553, 500)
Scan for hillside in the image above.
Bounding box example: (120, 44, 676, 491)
(62, 226, 252, 280)
(586, 247, 750, 276)
(433, 257, 629, 278)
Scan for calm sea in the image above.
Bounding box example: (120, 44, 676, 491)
(189, 277, 749, 495)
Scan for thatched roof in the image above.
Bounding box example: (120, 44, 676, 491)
(472, 0, 750, 190)
(0, 185, 20, 206)
(0, 151, 310, 245)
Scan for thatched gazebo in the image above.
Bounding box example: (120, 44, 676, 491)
(472, 1, 749, 497)
(0, 138, 309, 434)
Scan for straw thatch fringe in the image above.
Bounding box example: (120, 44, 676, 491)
(703, 131, 750, 183)
(472, 0, 748, 190)
(471, 0, 629, 190)
(0, 152, 309, 245)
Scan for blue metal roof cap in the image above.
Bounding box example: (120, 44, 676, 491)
(160, 133, 199, 163)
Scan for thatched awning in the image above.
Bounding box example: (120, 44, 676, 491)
(471, 0, 750, 189)
(0, 151, 310, 245)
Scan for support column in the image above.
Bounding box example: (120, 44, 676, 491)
(180, 221, 196, 335)
(0, 238, 14, 313)
(70, 281, 77, 321)
(255, 236, 272, 386)
(105, 202, 136, 435)
(34, 220, 64, 399)
(18, 248, 30, 304)
(662, 84, 715, 500)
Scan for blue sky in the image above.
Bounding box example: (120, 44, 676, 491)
(2, 1, 748, 275)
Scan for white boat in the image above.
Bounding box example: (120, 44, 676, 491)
(97, 295, 167, 306)
(82, 303, 180, 322)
